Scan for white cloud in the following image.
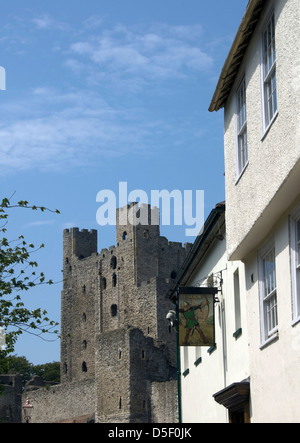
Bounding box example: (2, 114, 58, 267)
(0, 88, 162, 175)
(0, 18, 213, 175)
(82, 15, 107, 30)
(23, 220, 55, 229)
(32, 14, 69, 31)
(68, 22, 213, 85)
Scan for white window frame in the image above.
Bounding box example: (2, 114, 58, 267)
(261, 10, 278, 135)
(235, 77, 248, 180)
(258, 239, 278, 346)
(290, 206, 300, 325)
(233, 268, 242, 332)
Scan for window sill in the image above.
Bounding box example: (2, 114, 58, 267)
(235, 162, 249, 185)
(259, 330, 279, 350)
(261, 110, 279, 141)
(292, 316, 300, 327)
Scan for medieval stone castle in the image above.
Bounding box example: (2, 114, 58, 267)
(10, 203, 191, 423)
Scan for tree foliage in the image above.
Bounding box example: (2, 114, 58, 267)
(0, 194, 60, 369)
(2, 355, 60, 388)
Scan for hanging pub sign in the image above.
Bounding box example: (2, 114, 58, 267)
(178, 287, 218, 347)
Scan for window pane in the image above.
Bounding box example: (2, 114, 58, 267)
(297, 220, 300, 242)
(271, 15, 276, 61)
(266, 71, 277, 124)
(297, 220, 300, 267)
(267, 293, 278, 333)
(238, 130, 248, 172)
(237, 78, 248, 174)
(260, 243, 278, 340)
(267, 82, 273, 124)
(271, 72, 277, 114)
(263, 13, 277, 128)
(264, 30, 268, 65)
(264, 14, 276, 78)
(263, 248, 276, 297)
(238, 80, 246, 131)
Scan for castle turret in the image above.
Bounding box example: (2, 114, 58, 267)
(116, 203, 160, 285)
(63, 228, 97, 261)
(61, 228, 98, 384)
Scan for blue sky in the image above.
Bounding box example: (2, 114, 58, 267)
(0, 0, 248, 364)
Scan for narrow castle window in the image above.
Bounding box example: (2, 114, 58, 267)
(82, 361, 87, 372)
(63, 363, 68, 374)
(111, 304, 118, 317)
(111, 256, 117, 270)
(102, 277, 107, 290)
(82, 313, 86, 322)
(119, 397, 122, 409)
(82, 340, 87, 350)
(112, 273, 117, 287)
(123, 232, 127, 240)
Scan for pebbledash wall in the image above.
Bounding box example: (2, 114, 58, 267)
(213, 0, 300, 422)
(223, 0, 300, 261)
(24, 203, 191, 423)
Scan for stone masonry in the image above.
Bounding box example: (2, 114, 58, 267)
(25, 203, 191, 423)
(0, 375, 22, 423)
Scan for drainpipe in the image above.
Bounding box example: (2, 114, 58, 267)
(175, 298, 182, 423)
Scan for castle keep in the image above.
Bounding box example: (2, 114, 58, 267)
(25, 203, 191, 423)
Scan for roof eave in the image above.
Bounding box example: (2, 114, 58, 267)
(209, 0, 266, 113)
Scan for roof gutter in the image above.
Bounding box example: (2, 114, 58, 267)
(209, 0, 266, 112)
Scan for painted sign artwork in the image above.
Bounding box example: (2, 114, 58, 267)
(178, 292, 215, 347)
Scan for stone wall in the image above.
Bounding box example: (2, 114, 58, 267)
(95, 327, 178, 423)
(23, 379, 95, 423)
(0, 375, 22, 423)
(151, 380, 179, 423)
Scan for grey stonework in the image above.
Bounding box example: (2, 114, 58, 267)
(0, 375, 22, 423)
(25, 203, 191, 423)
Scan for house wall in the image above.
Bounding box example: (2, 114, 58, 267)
(223, 0, 300, 423)
(224, 0, 300, 260)
(180, 227, 249, 423)
(244, 197, 300, 423)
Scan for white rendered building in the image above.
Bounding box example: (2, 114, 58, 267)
(172, 203, 250, 423)
(210, 0, 300, 422)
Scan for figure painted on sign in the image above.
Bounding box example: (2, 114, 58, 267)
(179, 298, 210, 345)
